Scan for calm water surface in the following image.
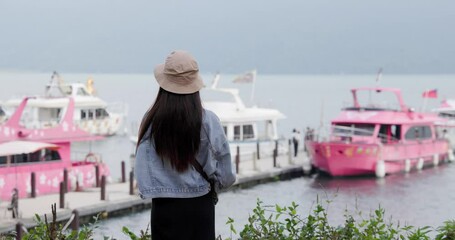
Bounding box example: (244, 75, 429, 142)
(1, 72, 455, 238)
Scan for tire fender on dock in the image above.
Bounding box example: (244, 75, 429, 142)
(417, 158, 424, 170)
(375, 160, 386, 178)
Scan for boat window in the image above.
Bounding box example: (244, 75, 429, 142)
(378, 124, 401, 143)
(88, 110, 94, 119)
(243, 125, 254, 140)
(439, 112, 455, 119)
(234, 126, 241, 140)
(37, 108, 61, 122)
(423, 126, 432, 138)
(81, 110, 87, 120)
(405, 126, 432, 140)
(12, 154, 28, 164)
(0, 107, 5, 116)
(42, 149, 61, 161)
(0, 156, 6, 165)
(60, 85, 72, 95)
(77, 87, 90, 96)
(96, 109, 109, 119)
(333, 123, 375, 136)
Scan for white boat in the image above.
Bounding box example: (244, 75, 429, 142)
(2, 72, 127, 136)
(202, 74, 287, 158)
(433, 99, 455, 147)
(0, 105, 6, 124)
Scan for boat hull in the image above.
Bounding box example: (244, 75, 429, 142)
(0, 161, 109, 200)
(307, 140, 450, 177)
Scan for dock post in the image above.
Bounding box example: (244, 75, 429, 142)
(63, 168, 68, 193)
(101, 176, 106, 201)
(235, 146, 240, 174)
(273, 140, 278, 167)
(70, 209, 80, 232)
(31, 172, 36, 198)
(121, 161, 126, 183)
(95, 165, 100, 187)
(252, 152, 258, 171)
(59, 182, 65, 209)
(15, 222, 23, 240)
(273, 149, 277, 168)
(129, 171, 134, 195)
(256, 141, 260, 160)
(288, 139, 293, 164)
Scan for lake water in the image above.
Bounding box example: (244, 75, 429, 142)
(1, 72, 454, 238)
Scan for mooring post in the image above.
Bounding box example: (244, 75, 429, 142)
(235, 146, 240, 174)
(63, 168, 68, 193)
(129, 171, 134, 195)
(288, 139, 293, 164)
(59, 182, 65, 209)
(273, 141, 278, 168)
(15, 222, 23, 240)
(95, 165, 100, 188)
(121, 161, 126, 183)
(31, 172, 36, 198)
(70, 209, 80, 232)
(256, 141, 260, 160)
(101, 175, 106, 201)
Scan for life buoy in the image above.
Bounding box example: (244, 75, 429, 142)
(85, 153, 100, 163)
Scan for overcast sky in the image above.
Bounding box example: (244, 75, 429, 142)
(1, 1, 454, 74)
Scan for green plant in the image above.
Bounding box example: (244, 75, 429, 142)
(226, 198, 454, 240)
(22, 204, 96, 240)
(121, 225, 151, 240)
(435, 220, 455, 240)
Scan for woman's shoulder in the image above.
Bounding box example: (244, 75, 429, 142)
(203, 109, 221, 123)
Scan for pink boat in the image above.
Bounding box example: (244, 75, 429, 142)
(306, 87, 453, 177)
(0, 97, 109, 200)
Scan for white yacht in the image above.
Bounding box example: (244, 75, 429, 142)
(2, 72, 127, 136)
(433, 99, 455, 147)
(0, 105, 6, 124)
(202, 74, 287, 158)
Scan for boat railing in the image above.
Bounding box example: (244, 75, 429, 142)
(19, 118, 60, 129)
(329, 125, 400, 143)
(331, 125, 375, 137)
(341, 101, 401, 111)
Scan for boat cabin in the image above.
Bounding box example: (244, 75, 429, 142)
(0, 141, 61, 166)
(222, 119, 278, 142)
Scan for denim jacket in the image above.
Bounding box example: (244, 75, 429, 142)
(135, 109, 236, 199)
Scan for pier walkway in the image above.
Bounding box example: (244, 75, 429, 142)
(0, 148, 311, 234)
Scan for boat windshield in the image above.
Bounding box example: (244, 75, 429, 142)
(346, 90, 401, 111)
(332, 123, 375, 136)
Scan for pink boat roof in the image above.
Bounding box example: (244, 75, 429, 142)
(0, 141, 59, 156)
(332, 87, 445, 125)
(0, 97, 102, 144)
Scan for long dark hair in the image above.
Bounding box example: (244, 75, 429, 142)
(137, 88, 203, 172)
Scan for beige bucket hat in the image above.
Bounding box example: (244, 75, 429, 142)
(154, 50, 204, 94)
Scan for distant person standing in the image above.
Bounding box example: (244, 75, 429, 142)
(8, 188, 18, 218)
(292, 129, 301, 157)
(135, 50, 236, 240)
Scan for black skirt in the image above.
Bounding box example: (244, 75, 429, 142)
(151, 192, 215, 240)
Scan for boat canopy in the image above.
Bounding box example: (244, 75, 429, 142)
(0, 141, 59, 157)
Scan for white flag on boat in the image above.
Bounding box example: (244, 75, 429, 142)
(233, 69, 256, 83)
